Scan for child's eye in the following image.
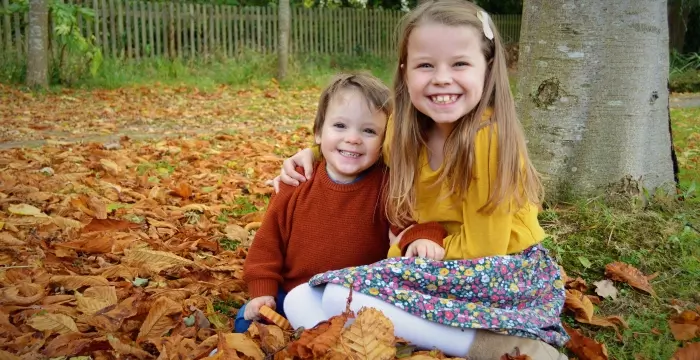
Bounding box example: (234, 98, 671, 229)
(454, 61, 470, 67)
(333, 123, 346, 129)
(364, 128, 377, 135)
(417, 63, 433, 68)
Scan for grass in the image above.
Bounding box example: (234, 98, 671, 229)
(545, 107, 700, 359)
(0, 50, 395, 91)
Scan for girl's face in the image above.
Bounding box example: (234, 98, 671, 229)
(404, 23, 487, 133)
(315, 88, 387, 183)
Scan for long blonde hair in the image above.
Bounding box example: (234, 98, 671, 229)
(387, 0, 543, 227)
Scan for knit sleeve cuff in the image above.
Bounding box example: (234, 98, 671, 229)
(247, 279, 280, 299)
(398, 222, 446, 254)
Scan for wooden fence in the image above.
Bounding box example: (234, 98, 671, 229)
(0, 0, 521, 61)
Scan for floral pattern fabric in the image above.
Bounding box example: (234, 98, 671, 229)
(309, 244, 569, 346)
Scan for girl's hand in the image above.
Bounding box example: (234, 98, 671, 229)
(405, 239, 445, 261)
(273, 148, 316, 193)
(243, 296, 276, 321)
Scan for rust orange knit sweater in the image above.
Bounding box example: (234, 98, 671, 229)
(243, 160, 447, 298)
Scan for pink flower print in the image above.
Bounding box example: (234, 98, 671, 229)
(445, 311, 455, 321)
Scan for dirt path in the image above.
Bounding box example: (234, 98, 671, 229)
(1, 85, 697, 150)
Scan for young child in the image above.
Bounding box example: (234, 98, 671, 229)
(275, 1, 569, 358)
(239, 73, 446, 333)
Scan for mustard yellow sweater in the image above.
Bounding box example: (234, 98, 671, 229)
(313, 111, 545, 260)
(384, 111, 545, 260)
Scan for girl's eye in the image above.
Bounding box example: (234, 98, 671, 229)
(364, 129, 377, 135)
(333, 123, 346, 129)
(417, 63, 433, 68)
(454, 61, 469, 67)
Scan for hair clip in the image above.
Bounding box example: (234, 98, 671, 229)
(477, 10, 494, 41)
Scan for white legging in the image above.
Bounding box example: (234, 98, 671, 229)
(284, 283, 476, 357)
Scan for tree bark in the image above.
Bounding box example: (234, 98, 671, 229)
(516, 0, 677, 201)
(277, 0, 290, 80)
(27, 0, 49, 89)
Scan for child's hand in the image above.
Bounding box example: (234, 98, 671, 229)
(273, 148, 316, 192)
(405, 239, 445, 260)
(243, 296, 276, 321)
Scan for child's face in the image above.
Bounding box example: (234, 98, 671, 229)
(404, 23, 487, 132)
(315, 88, 387, 183)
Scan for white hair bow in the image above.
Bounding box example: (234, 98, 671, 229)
(477, 10, 494, 41)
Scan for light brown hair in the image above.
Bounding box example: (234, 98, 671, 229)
(387, 0, 543, 227)
(313, 72, 393, 136)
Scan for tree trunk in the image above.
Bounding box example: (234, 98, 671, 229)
(668, 0, 691, 53)
(516, 0, 677, 201)
(277, 0, 290, 80)
(27, 0, 49, 88)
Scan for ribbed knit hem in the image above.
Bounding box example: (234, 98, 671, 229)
(247, 280, 279, 299)
(399, 222, 447, 254)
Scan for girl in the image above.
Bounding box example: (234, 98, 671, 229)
(279, 1, 569, 358)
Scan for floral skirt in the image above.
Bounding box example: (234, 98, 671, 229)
(309, 244, 569, 347)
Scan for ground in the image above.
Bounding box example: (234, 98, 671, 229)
(0, 84, 698, 360)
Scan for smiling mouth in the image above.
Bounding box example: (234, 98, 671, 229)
(339, 150, 361, 158)
(430, 95, 460, 104)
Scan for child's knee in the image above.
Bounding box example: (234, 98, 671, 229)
(283, 283, 326, 329)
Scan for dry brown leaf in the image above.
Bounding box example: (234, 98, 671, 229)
(56, 235, 115, 254)
(81, 218, 141, 233)
(26, 312, 79, 334)
(605, 262, 656, 296)
(565, 289, 595, 322)
(0, 232, 24, 246)
(137, 296, 183, 342)
(578, 315, 629, 333)
(51, 275, 110, 290)
(88, 293, 143, 333)
(0, 284, 46, 305)
(671, 342, 700, 360)
(215, 333, 265, 360)
(107, 334, 154, 359)
(245, 222, 262, 231)
(124, 248, 194, 273)
(171, 182, 193, 198)
(564, 324, 608, 360)
(0, 350, 21, 360)
(100, 159, 121, 176)
(287, 311, 350, 359)
(76, 286, 118, 315)
(332, 307, 395, 360)
(252, 322, 286, 354)
(43, 332, 103, 357)
(669, 310, 700, 341)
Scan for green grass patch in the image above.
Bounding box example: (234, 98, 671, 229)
(0, 50, 395, 91)
(671, 107, 700, 194)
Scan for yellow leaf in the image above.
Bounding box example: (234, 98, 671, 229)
(0, 221, 4, 230)
(51, 275, 110, 290)
(100, 158, 121, 176)
(125, 248, 194, 273)
(8, 203, 48, 217)
(224, 224, 248, 241)
(221, 333, 264, 360)
(565, 289, 595, 322)
(137, 296, 182, 342)
(107, 334, 153, 360)
(75, 286, 118, 315)
(333, 307, 396, 360)
(26, 313, 79, 334)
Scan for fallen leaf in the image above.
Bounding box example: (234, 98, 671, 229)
(100, 159, 121, 176)
(81, 218, 141, 233)
(8, 203, 47, 217)
(124, 248, 194, 273)
(669, 310, 700, 341)
(26, 313, 79, 334)
(671, 342, 700, 360)
(593, 279, 618, 300)
(333, 307, 396, 360)
(219, 333, 264, 360)
(0, 232, 25, 246)
(171, 182, 193, 199)
(52, 275, 110, 290)
(75, 286, 118, 315)
(224, 224, 249, 242)
(137, 296, 182, 342)
(252, 322, 286, 354)
(287, 311, 350, 358)
(107, 334, 153, 359)
(564, 324, 608, 360)
(565, 289, 594, 322)
(605, 262, 656, 296)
